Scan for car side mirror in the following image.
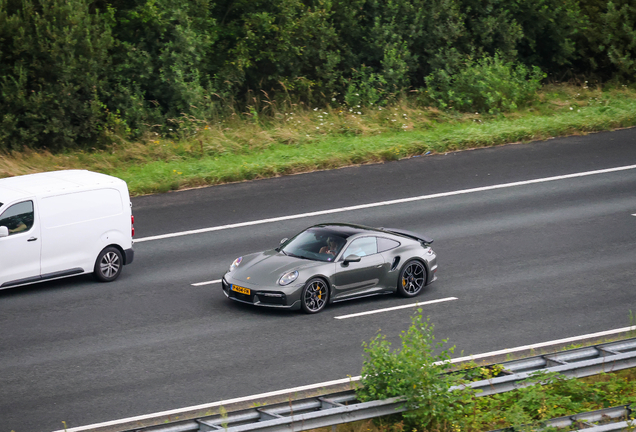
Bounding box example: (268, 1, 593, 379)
(343, 254, 361, 264)
(0, 226, 8, 238)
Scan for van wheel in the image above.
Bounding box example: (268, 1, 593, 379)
(94, 247, 123, 282)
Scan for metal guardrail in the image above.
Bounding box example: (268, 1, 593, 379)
(489, 404, 635, 432)
(126, 338, 636, 432)
(456, 339, 636, 396)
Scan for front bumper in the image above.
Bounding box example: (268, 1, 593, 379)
(222, 276, 301, 310)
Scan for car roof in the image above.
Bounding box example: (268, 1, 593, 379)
(310, 223, 384, 238)
(309, 223, 433, 244)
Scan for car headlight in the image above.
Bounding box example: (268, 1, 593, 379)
(278, 270, 299, 286)
(229, 257, 242, 272)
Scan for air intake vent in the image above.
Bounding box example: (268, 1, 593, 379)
(390, 256, 401, 271)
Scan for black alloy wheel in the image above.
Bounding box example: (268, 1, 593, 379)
(301, 278, 329, 314)
(397, 259, 426, 297)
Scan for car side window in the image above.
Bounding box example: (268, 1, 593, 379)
(343, 237, 378, 258)
(0, 200, 34, 235)
(378, 237, 400, 252)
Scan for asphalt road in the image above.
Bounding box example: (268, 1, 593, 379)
(1, 128, 636, 432)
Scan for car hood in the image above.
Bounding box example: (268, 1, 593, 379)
(229, 250, 326, 286)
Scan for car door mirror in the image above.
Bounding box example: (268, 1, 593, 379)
(0, 226, 8, 238)
(343, 254, 361, 264)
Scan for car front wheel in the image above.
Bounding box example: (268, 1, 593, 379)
(301, 278, 328, 314)
(94, 246, 123, 282)
(397, 259, 426, 297)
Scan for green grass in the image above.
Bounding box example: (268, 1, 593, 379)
(1, 84, 635, 196)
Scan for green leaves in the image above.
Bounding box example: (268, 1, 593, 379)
(602, 1, 636, 78)
(358, 316, 636, 431)
(425, 53, 546, 114)
(109, 0, 216, 134)
(358, 313, 469, 430)
(2, 0, 635, 152)
(0, 0, 114, 150)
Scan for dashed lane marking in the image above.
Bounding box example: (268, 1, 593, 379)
(191, 279, 222, 286)
(334, 297, 458, 319)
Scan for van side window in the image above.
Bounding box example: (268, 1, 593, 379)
(0, 201, 34, 235)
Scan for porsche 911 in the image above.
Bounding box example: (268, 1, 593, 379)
(222, 223, 438, 313)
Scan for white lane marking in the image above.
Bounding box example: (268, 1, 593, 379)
(56, 324, 636, 432)
(447, 325, 636, 364)
(334, 297, 458, 319)
(134, 164, 636, 243)
(191, 279, 222, 286)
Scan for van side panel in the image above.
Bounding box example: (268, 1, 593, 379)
(39, 188, 131, 275)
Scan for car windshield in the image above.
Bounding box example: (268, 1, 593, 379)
(280, 227, 348, 262)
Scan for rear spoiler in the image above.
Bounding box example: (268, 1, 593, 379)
(380, 227, 434, 245)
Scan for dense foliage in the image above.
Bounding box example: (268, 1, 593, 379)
(358, 313, 472, 431)
(424, 53, 546, 113)
(1, 0, 635, 150)
(357, 313, 636, 431)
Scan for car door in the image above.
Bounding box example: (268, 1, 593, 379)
(0, 200, 41, 288)
(333, 236, 387, 300)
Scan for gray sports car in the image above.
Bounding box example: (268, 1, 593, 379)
(222, 223, 438, 313)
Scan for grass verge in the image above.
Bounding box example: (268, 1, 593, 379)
(1, 84, 635, 196)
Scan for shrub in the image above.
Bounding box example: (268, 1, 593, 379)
(424, 53, 546, 114)
(210, 0, 342, 107)
(108, 0, 216, 136)
(357, 312, 473, 431)
(343, 66, 389, 107)
(575, 0, 636, 81)
(358, 314, 636, 432)
(0, 0, 115, 151)
(602, 0, 636, 80)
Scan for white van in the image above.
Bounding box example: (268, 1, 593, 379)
(0, 170, 134, 289)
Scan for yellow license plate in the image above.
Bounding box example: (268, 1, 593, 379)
(232, 285, 250, 295)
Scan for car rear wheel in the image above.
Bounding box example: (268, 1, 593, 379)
(397, 259, 426, 297)
(301, 278, 328, 314)
(94, 246, 123, 282)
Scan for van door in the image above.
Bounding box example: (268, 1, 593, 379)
(0, 200, 41, 287)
